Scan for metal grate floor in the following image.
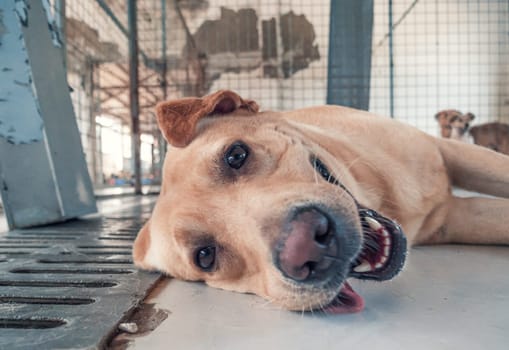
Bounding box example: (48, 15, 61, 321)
(0, 197, 161, 349)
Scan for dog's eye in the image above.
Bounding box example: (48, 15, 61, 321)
(317, 163, 329, 179)
(314, 158, 330, 180)
(224, 142, 249, 169)
(195, 246, 216, 271)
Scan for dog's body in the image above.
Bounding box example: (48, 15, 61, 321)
(470, 122, 509, 155)
(435, 110, 509, 155)
(134, 91, 509, 314)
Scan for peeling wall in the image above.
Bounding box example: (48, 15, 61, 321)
(189, 8, 319, 81)
(0, 0, 44, 144)
(174, 0, 330, 110)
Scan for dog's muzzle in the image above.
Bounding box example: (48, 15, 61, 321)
(272, 156, 408, 314)
(309, 155, 407, 282)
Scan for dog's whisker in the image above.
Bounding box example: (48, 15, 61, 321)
(344, 155, 388, 176)
(259, 296, 282, 313)
(259, 298, 274, 309)
(323, 254, 340, 259)
(322, 255, 347, 263)
(343, 156, 365, 173)
(308, 301, 314, 316)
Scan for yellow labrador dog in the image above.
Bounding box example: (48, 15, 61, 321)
(133, 90, 509, 314)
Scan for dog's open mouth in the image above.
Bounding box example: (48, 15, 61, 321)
(322, 207, 407, 314)
(307, 156, 408, 314)
(351, 207, 407, 280)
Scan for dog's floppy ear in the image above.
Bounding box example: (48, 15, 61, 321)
(465, 112, 475, 121)
(435, 111, 446, 122)
(155, 90, 259, 147)
(133, 220, 152, 269)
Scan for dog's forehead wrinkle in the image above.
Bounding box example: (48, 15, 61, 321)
(163, 140, 229, 187)
(196, 113, 262, 139)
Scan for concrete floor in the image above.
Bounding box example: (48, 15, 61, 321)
(126, 187, 509, 349)
(1, 191, 508, 349)
(0, 186, 160, 232)
(127, 244, 509, 350)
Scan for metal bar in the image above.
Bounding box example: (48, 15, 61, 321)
(98, 84, 166, 90)
(326, 0, 374, 110)
(94, 0, 150, 65)
(389, 0, 395, 118)
(139, 86, 162, 105)
(98, 74, 160, 105)
(100, 65, 130, 85)
(87, 60, 98, 185)
(100, 86, 160, 107)
(374, 0, 420, 49)
(101, 93, 159, 117)
(175, 1, 198, 52)
(103, 104, 155, 112)
(175, 0, 206, 96)
(161, 0, 168, 101)
(95, 0, 128, 36)
(275, 0, 284, 110)
(100, 88, 130, 108)
(159, 0, 168, 178)
(128, 0, 142, 195)
(113, 62, 130, 75)
(97, 71, 160, 91)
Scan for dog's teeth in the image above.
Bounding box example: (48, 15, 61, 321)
(365, 217, 382, 231)
(353, 260, 372, 273)
(384, 246, 390, 256)
(384, 237, 391, 245)
(380, 256, 388, 264)
(382, 229, 390, 238)
(375, 262, 383, 269)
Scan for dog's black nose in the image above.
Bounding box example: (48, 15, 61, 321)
(276, 208, 337, 282)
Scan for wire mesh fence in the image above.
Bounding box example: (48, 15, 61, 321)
(371, 0, 509, 135)
(44, 0, 508, 189)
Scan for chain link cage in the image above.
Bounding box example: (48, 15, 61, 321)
(44, 0, 509, 189)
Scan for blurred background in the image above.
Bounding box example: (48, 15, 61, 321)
(40, 0, 509, 189)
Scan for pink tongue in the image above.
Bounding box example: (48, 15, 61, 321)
(323, 282, 365, 314)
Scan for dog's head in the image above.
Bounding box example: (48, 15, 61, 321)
(435, 110, 475, 139)
(134, 90, 406, 314)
